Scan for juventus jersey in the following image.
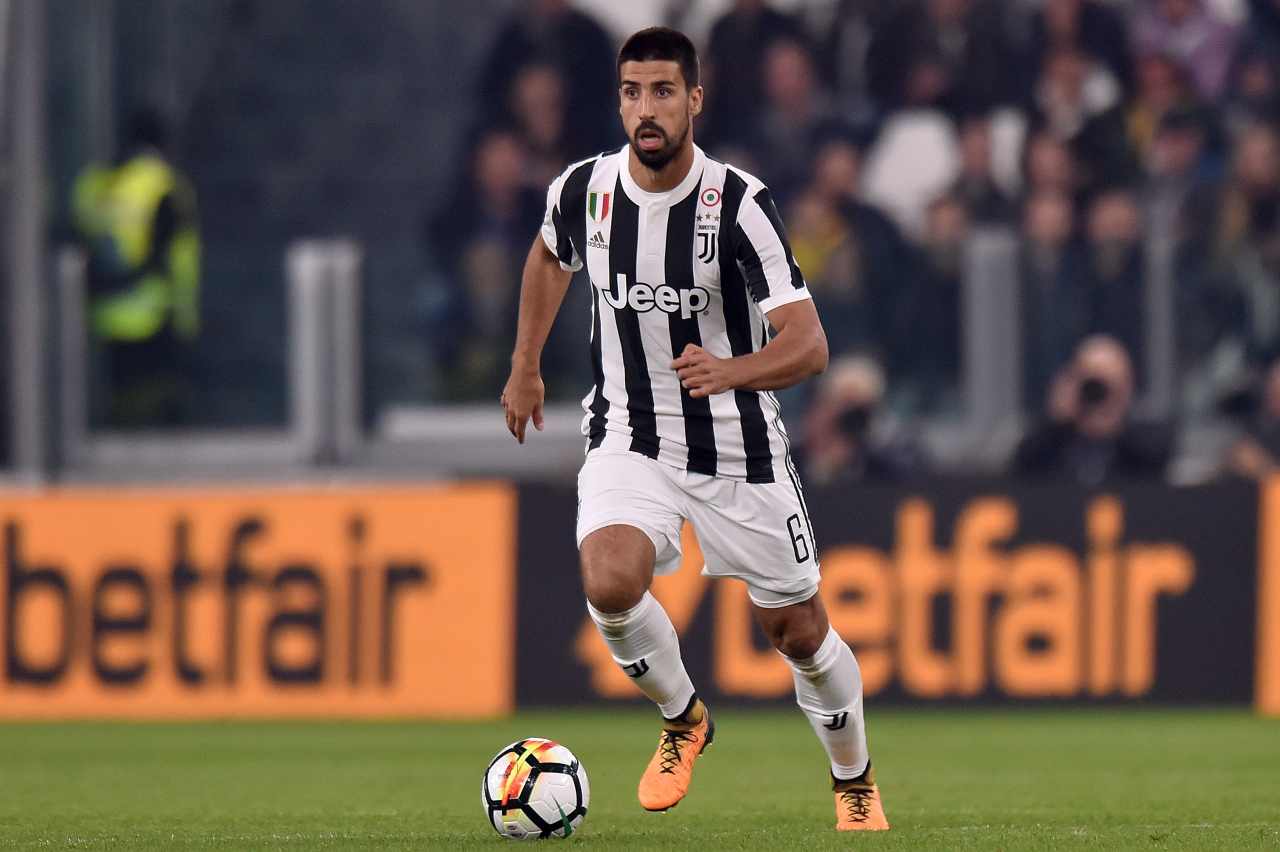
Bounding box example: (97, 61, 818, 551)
(541, 145, 812, 484)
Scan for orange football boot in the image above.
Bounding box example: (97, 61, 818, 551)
(637, 697, 714, 811)
(833, 763, 890, 831)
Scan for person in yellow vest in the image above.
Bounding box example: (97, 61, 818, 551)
(71, 108, 200, 427)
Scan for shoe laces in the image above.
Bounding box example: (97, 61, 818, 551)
(838, 786, 874, 823)
(656, 728, 698, 774)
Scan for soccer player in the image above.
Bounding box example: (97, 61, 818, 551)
(500, 27, 889, 832)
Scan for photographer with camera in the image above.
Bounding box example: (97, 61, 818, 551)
(798, 355, 928, 485)
(1012, 335, 1172, 485)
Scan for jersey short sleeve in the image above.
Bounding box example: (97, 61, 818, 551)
(734, 186, 812, 314)
(541, 169, 583, 272)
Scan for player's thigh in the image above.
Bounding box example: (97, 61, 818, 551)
(686, 475, 821, 609)
(576, 450, 685, 612)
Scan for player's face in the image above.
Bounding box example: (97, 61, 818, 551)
(619, 60, 702, 170)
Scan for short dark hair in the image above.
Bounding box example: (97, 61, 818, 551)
(617, 27, 699, 89)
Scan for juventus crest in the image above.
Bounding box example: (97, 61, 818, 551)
(696, 230, 716, 264)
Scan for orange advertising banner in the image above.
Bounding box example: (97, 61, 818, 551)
(0, 484, 514, 718)
(1258, 479, 1280, 717)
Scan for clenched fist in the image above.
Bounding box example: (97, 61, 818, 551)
(672, 343, 741, 398)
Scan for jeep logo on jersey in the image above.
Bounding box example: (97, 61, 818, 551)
(601, 274, 710, 319)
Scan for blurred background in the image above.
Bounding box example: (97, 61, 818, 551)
(3, 10, 1280, 846)
(10, 0, 1280, 487)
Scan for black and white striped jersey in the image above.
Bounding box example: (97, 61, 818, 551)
(540, 144, 812, 484)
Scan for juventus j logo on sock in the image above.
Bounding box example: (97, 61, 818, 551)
(823, 712, 849, 731)
(623, 659, 650, 678)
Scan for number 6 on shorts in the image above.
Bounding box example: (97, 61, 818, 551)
(786, 514, 810, 563)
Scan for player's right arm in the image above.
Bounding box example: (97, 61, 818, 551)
(503, 161, 590, 443)
(502, 237, 573, 443)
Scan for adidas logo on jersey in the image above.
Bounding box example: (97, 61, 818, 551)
(588, 230, 609, 250)
(600, 273, 710, 319)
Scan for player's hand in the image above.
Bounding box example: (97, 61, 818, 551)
(672, 343, 739, 398)
(501, 367, 545, 444)
(1047, 366, 1079, 423)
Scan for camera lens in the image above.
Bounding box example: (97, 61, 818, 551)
(1079, 377, 1110, 407)
(837, 406, 871, 437)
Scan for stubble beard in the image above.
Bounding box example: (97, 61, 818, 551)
(631, 121, 689, 171)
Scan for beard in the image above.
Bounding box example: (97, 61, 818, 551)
(629, 120, 688, 170)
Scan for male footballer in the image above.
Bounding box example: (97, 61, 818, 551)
(501, 26, 889, 831)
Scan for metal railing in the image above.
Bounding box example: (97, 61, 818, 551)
(5, 0, 47, 483)
(55, 239, 362, 481)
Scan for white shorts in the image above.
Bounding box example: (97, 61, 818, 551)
(575, 448, 821, 608)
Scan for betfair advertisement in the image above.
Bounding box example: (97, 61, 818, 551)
(519, 480, 1275, 713)
(0, 485, 515, 717)
(0, 479, 1277, 717)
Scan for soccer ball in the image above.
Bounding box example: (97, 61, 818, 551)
(482, 738, 589, 840)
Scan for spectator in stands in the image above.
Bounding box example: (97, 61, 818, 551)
(425, 128, 544, 399)
(1132, 0, 1239, 100)
(476, 0, 615, 159)
(785, 134, 910, 364)
(1027, 0, 1131, 90)
(1023, 130, 1080, 197)
(799, 355, 929, 484)
(1081, 188, 1148, 370)
(814, 0, 882, 121)
(1144, 105, 1214, 240)
(1222, 40, 1280, 137)
(1216, 122, 1280, 258)
(508, 63, 571, 189)
(895, 194, 968, 411)
(952, 113, 1017, 225)
(749, 39, 837, 202)
(861, 104, 960, 238)
(1013, 335, 1173, 483)
(1202, 122, 1280, 366)
(703, 0, 805, 147)
(1019, 189, 1089, 410)
(1169, 121, 1266, 415)
(71, 107, 201, 428)
(1225, 359, 1280, 477)
(1031, 45, 1121, 146)
(866, 0, 1018, 115)
(1033, 46, 1131, 190)
(1124, 53, 1197, 173)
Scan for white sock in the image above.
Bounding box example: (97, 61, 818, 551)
(784, 626, 870, 780)
(587, 592, 696, 719)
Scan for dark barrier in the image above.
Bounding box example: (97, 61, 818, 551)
(0, 479, 1274, 717)
(516, 480, 1261, 707)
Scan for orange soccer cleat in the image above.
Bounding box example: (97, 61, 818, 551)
(832, 763, 890, 831)
(637, 697, 714, 812)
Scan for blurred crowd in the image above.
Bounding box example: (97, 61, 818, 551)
(419, 0, 1280, 484)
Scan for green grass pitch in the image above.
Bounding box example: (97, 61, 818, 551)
(0, 709, 1277, 850)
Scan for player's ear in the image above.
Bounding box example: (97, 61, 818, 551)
(689, 85, 703, 119)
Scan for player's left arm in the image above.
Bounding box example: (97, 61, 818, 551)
(672, 299, 828, 397)
(672, 183, 828, 398)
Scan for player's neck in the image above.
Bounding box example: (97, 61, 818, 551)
(627, 142, 695, 194)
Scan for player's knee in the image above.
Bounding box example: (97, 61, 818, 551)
(771, 615, 826, 660)
(581, 569, 646, 613)
(579, 557, 645, 613)
(579, 525, 654, 613)
(778, 630, 823, 661)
